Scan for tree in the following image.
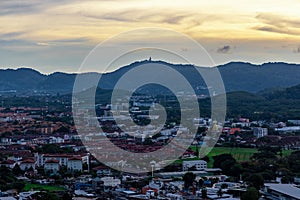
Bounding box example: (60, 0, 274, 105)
(198, 179, 204, 187)
(201, 156, 210, 163)
(286, 151, 300, 173)
(31, 191, 60, 200)
(12, 164, 23, 176)
(195, 146, 199, 158)
(217, 188, 223, 197)
(183, 172, 196, 190)
(213, 154, 236, 169)
(246, 174, 264, 190)
(62, 192, 72, 200)
(201, 187, 207, 199)
(281, 176, 292, 183)
(241, 187, 259, 200)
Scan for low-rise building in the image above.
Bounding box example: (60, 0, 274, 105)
(262, 183, 300, 200)
(67, 157, 83, 172)
(19, 159, 35, 171)
(253, 127, 268, 138)
(182, 160, 207, 171)
(44, 159, 60, 173)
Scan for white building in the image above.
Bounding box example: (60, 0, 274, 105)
(67, 157, 83, 172)
(19, 159, 35, 171)
(49, 136, 64, 144)
(19, 191, 40, 200)
(253, 127, 268, 138)
(34, 153, 87, 167)
(44, 159, 60, 173)
(100, 177, 121, 187)
(182, 160, 207, 171)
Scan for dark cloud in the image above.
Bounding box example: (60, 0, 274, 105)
(82, 9, 189, 25)
(0, 0, 77, 16)
(217, 45, 231, 54)
(82, 10, 138, 22)
(163, 15, 186, 24)
(256, 26, 292, 35)
(0, 1, 40, 16)
(0, 31, 25, 38)
(51, 38, 89, 44)
(0, 39, 33, 46)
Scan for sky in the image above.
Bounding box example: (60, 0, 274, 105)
(1, 0, 300, 73)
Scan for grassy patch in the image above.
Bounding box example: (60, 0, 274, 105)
(23, 183, 66, 192)
(182, 147, 294, 168)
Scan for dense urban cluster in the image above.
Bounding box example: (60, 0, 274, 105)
(0, 95, 299, 200)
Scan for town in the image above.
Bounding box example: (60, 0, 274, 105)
(0, 94, 299, 200)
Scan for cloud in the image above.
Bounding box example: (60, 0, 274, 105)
(293, 46, 300, 53)
(0, 39, 33, 46)
(0, 1, 38, 16)
(51, 38, 89, 44)
(0, 31, 24, 38)
(161, 15, 187, 24)
(254, 13, 300, 36)
(36, 42, 50, 46)
(0, 0, 78, 16)
(217, 45, 231, 54)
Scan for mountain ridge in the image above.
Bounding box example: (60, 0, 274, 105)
(1, 60, 300, 95)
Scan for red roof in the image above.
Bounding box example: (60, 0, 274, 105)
(21, 159, 35, 164)
(1, 159, 15, 164)
(229, 128, 241, 135)
(92, 165, 110, 171)
(45, 159, 59, 164)
(68, 157, 82, 161)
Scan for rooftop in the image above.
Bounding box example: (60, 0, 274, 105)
(264, 183, 300, 199)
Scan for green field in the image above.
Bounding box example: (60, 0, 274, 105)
(23, 183, 66, 192)
(182, 147, 294, 168)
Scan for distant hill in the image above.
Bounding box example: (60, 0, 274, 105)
(214, 84, 300, 120)
(1, 61, 300, 95)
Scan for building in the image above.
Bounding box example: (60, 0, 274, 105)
(253, 127, 268, 138)
(182, 160, 207, 171)
(100, 177, 121, 187)
(93, 166, 111, 176)
(262, 183, 300, 200)
(44, 159, 60, 173)
(0, 160, 15, 169)
(19, 159, 35, 171)
(34, 153, 87, 167)
(67, 157, 83, 172)
(19, 191, 40, 200)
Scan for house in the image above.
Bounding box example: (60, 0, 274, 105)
(182, 160, 207, 171)
(253, 127, 268, 138)
(48, 136, 64, 144)
(19, 191, 40, 200)
(93, 166, 111, 176)
(100, 177, 121, 187)
(44, 159, 60, 173)
(19, 159, 35, 171)
(229, 128, 241, 135)
(67, 157, 83, 172)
